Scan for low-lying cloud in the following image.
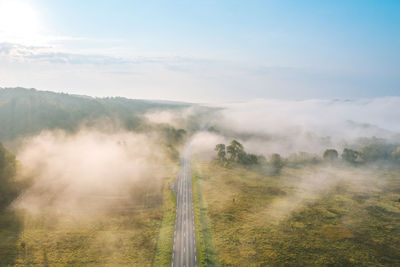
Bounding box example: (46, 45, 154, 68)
(14, 128, 172, 214)
(190, 98, 400, 157)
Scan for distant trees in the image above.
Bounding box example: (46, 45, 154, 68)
(341, 148, 360, 164)
(0, 143, 21, 211)
(323, 149, 338, 161)
(339, 142, 399, 164)
(215, 140, 258, 166)
(359, 143, 393, 162)
(392, 147, 400, 162)
(287, 152, 320, 166)
(270, 153, 283, 175)
(214, 138, 400, 173)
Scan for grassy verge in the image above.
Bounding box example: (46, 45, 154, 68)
(192, 164, 218, 267)
(152, 177, 176, 266)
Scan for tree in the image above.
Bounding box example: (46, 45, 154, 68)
(238, 152, 258, 165)
(0, 143, 19, 211)
(215, 144, 226, 162)
(342, 148, 360, 164)
(226, 140, 244, 162)
(215, 140, 259, 166)
(360, 143, 392, 162)
(323, 149, 338, 161)
(392, 147, 400, 161)
(270, 153, 283, 175)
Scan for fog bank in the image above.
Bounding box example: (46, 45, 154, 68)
(14, 128, 172, 214)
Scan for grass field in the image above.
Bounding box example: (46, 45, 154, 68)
(193, 160, 400, 266)
(0, 178, 178, 266)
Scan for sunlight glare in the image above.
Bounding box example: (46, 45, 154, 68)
(0, 0, 41, 42)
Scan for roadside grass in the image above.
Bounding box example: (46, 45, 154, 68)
(152, 176, 176, 266)
(193, 160, 400, 266)
(0, 190, 171, 266)
(192, 167, 218, 267)
(0, 209, 163, 266)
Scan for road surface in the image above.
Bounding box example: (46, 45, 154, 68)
(172, 149, 197, 267)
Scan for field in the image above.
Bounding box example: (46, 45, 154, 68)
(0, 176, 177, 266)
(192, 160, 400, 266)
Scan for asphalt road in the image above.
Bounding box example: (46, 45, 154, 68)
(172, 149, 197, 267)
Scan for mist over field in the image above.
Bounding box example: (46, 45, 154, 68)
(188, 97, 400, 158)
(14, 128, 172, 215)
(0, 88, 399, 265)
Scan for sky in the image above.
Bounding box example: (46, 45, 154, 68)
(0, 0, 399, 102)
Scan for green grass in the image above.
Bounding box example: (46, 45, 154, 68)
(193, 161, 400, 266)
(192, 167, 218, 267)
(152, 177, 177, 266)
(0, 209, 163, 266)
(0, 190, 171, 266)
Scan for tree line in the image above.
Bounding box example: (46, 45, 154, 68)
(215, 139, 400, 175)
(0, 143, 25, 211)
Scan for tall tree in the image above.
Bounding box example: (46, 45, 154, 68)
(215, 144, 226, 162)
(226, 140, 244, 162)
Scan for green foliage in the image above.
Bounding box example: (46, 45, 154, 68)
(214, 144, 226, 162)
(323, 149, 339, 161)
(270, 153, 283, 175)
(287, 152, 320, 166)
(392, 147, 400, 161)
(0, 87, 190, 141)
(216, 140, 258, 166)
(0, 143, 20, 211)
(226, 140, 244, 162)
(359, 143, 394, 162)
(163, 127, 186, 146)
(342, 148, 361, 164)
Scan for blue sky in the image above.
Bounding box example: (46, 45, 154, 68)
(0, 0, 399, 101)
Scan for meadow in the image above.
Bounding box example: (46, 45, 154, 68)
(0, 176, 178, 266)
(192, 160, 400, 266)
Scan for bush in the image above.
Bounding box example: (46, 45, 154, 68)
(342, 148, 360, 164)
(323, 149, 338, 161)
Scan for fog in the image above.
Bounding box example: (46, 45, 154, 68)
(256, 165, 386, 225)
(189, 97, 400, 158)
(13, 128, 173, 215)
(12, 97, 400, 222)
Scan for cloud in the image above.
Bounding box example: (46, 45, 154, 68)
(0, 42, 209, 67)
